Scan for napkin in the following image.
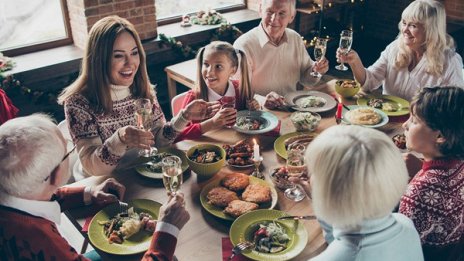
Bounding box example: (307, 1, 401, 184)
(222, 237, 252, 261)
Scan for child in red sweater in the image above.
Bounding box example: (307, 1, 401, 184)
(175, 41, 260, 141)
(399, 86, 464, 261)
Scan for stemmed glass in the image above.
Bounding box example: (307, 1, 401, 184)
(284, 144, 307, 202)
(335, 30, 353, 71)
(310, 38, 327, 78)
(134, 98, 157, 157)
(162, 155, 183, 196)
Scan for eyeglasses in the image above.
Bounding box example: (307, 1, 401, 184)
(44, 140, 76, 182)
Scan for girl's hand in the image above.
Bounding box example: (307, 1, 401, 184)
(336, 48, 360, 66)
(246, 98, 261, 111)
(211, 107, 236, 127)
(183, 100, 221, 121)
(312, 57, 329, 75)
(118, 126, 154, 149)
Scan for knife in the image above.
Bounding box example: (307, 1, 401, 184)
(277, 215, 317, 221)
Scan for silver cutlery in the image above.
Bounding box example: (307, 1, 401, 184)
(228, 241, 254, 260)
(276, 215, 317, 221)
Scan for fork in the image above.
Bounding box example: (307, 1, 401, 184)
(119, 201, 129, 217)
(228, 241, 254, 260)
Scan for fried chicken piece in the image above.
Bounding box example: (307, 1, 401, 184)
(224, 200, 259, 218)
(242, 183, 272, 204)
(207, 187, 239, 207)
(221, 172, 250, 191)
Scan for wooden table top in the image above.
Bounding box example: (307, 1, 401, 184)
(67, 79, 406, 261)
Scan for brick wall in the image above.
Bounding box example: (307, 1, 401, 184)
(66, 0, 157, 49)
(444, 0, 464, 21)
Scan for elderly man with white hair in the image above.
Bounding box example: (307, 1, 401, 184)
(0, 114, 189, 261)
(234, 0, 329, 109)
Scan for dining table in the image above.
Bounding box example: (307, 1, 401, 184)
(65, 79, 407, 261)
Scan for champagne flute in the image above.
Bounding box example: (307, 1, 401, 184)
(284, 144, 307, 202)
(335, 30, 353, 71)
(162, 155, 183, 196)
(134, 98, 157, 157)
(310, 38, 327, 77)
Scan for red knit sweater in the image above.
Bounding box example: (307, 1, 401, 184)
(399, 159, 464, 247)
(0, 187, 177, 261)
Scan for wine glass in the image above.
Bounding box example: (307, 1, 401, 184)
(220, 96, 236, 128)
(284, 144, 307, 202)
(310, 38, 327, 78)
(162, 155, 183, 196)
(335, 30, 353, 71)
(134, 98, 157, 157)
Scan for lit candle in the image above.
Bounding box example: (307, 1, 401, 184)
(336, 97, 343, 119)
(253, 139, 260, 161)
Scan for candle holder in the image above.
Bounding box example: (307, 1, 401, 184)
(335, 116, 342, 125)
(251, 156, 264, 179)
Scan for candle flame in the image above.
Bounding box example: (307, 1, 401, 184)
(338, 97, 342, 103)
(253, 138, 257, 145)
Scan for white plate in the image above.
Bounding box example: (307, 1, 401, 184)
(284, 90, 337, 113)
(342, 105, 389, 128)
(233, 111, 279, 135)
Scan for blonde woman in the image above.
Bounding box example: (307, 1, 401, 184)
(58, 16, 218, 178)
(306, 126, 423, 260)
(337, 0, 463, 101)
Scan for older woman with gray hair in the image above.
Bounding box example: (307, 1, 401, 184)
(306, 125, 423, 260)
(337, 0, 463, 100)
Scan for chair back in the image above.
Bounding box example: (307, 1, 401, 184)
(171, 92, 188, 116)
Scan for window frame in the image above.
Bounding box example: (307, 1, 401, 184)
(157, 2, 247, 26)
(1, 0, 73, 57)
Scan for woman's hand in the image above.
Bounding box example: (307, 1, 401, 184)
(264, 91, 286, 110)
(210, 107, 236, 127)
(182, 100, 221, 121)
(336, 48, 360, 66)
(312, 57, 329, 75)
(118, 126, 154, 150)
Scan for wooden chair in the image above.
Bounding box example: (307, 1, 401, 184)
(171, 92, 188, 117)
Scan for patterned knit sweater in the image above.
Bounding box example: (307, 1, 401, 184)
(64, 85, 188, 177)
(399, 159, 464, 246)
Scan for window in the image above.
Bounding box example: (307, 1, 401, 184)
(0, 0, 71, 56)
(156, 0, 246, 24)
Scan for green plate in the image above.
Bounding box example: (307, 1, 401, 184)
(230, 209, 309, 261)
(357, 94, 410, 116)
(200, 176, 278, 221)
(342, 105, 389, 128)
(274, 132, 317, 159)
(135, 147, 189, 179)
(88, 199, 162, 255)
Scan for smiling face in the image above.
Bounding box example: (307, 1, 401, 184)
(109, 31, 140, 86)
(402, 107, 442, 160)
(201, 49, 236, 95)
(260, 0, 295, 44)
(400, 19, 426, 51)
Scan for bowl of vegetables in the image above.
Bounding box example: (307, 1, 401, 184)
(335, 79, 361, 98)
(290, 111, 321, 132)
(186, 144, 226, 179)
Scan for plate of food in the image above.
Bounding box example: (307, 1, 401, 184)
(284, 90, 336, 113)
(223, 139, 255, 168)
(200, 173, 278, 221)
(274, 132, 318, 159)
(88, 199, 161, 255)
(135, 148, 189, 179)
(233, 111, 279, 135)
(357, 94, 410, 116)
(342, 105, 389, 128)
(230, 209, 309, 261)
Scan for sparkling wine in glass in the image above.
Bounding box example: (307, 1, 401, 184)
(162, 155, 183, 196)
(310, 38, 327, 78)
(134, 98, 157, 157)
(335, 30, 353, 71)
(284, 144, 307, 202)
(220, 96, 236, 128)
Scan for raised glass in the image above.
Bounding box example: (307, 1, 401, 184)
(310, 38, 327, 78)
(335, 30, 353, 71)
(162, 155, 183, 196)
